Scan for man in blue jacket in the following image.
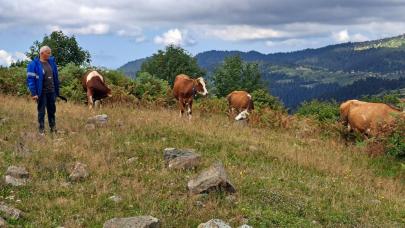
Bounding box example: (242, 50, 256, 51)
(26, 46, 60, 135)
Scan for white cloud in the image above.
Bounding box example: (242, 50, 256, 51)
(0, 50, 28, 67)
(200, 25, 285, 41)
(332, 29, 369, 43)
(154, 28, 196, 46)
(333, 29, 350, 42)
(48, 24, 110, 35)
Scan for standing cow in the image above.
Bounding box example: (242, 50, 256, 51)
(82, 70, 112, 110)
(226, 91, 254, 120)
(173, 74, 208, 119)
(339, 99, 402, 136)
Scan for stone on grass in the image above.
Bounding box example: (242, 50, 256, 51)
(188, 162, 236, 195)
(163, 148, 201, 170)
(0, 217, 6, 227)
(87, 114, 108, 125)
(0, 202, 24, 220)
(4, 166, 29, 186)
(197, 219, 231, 228)
(69, 162, 89, 182)
(103, 216, 160, 228)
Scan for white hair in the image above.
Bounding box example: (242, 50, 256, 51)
(39, 46, 51, 54)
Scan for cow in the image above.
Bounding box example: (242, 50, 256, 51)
(82, 70, 112, 110)
(339, 99, 402, 136)
(226, 91, 254, 120)
(173, 74, 208, 119)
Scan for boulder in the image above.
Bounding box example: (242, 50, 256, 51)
(69, 162, 89, 182)
(197, 219, 231, 228)
(103, 216, 160, 228)
(87, 114, 108, 125)
(188, 162, 236, 194)
(163, 148, 201, 170)
(0, 202, 24, 220)
(4, 166, 29, 186)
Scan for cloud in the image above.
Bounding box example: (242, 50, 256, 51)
(332, 29, 369, 42)
(154, 29, 196, 46)
(0, 50, 28, 67)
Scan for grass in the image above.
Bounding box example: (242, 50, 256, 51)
(0, 95, 404, 227)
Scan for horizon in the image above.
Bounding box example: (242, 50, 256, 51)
(1, 0, 405, 69)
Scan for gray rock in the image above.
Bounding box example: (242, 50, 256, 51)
(163, 148, 201, 170)
(188, 162, 236, 194)
(238, 225, 253, 228)
(103, 216, 160, 228)
(197, 219, 231, 228)
(5, 166, 29, 179)
(0, 202, 24, 220)
(126, 157, 138, 164)
(109, 195, 122, 203)
(0, 217, 6, 227)
(87, 114, 108, 125)
(4, 166, 29, 187)
(69, 162, 89, 182)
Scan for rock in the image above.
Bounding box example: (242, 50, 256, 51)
(109, 195, 122, 203)
(87, 114, 108, 125)
(4, 166, 29, 187)
(163, 148, 201, 170)
(238, 225, 253, 228)
(69, 162, 89, 182)
(197, 219, 231, 228)
(0, 217, 6, 227)
(0, 202, 24, 220)
(5, 166, 29, 179)
(126, 157, 137, 164)
(187, 162, 236, 194)
(103, 216, 160, 228)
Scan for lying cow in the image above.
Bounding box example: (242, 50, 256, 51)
(82, 70, 112, 110)
(339, 99, 402, 136)
(226, 90, 254, 120)
(173, 74, 208, 119)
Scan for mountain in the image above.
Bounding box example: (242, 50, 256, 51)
(118, 34, 405, 108)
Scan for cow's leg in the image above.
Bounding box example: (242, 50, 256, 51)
(94, 100, 101, 110)
(87, 90, 94, 110)
(178, 98, 185, 117)
(187, 100, 193, 120)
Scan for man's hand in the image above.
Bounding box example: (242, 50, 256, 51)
(32, 95, 38, 101)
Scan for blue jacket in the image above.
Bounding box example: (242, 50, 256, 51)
(26, 57, 60, 97)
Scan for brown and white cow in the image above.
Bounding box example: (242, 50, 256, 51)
(226, 90, 254, 120)
(82, 70, 112, 110)
(173, 74, 208, 119)
(339, 99, 402, 136)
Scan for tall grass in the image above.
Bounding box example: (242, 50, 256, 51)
(0, 95, 404, 227)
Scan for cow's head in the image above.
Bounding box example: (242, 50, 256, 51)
(195, 77, 208, 96)
(235, 109, 250, 120)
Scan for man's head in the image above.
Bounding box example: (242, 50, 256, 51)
(39, 46, 52, 61)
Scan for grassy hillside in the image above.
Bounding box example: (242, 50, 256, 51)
(0, 95, 404, 227)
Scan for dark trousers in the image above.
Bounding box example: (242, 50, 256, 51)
(37, 92, 56, 131)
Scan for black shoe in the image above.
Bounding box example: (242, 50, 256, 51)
(50, 128, 57, 134)
(39, 129, 45, 136)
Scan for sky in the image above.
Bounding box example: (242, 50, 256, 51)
(1, 0, 405, 69)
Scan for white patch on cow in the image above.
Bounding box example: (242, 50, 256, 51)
(247, 94, 251, 99)
(86, 71, 103, 83)
(197, 77, 208, 96)
(235, 109, 249, 120)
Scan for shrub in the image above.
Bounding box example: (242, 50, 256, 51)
(296, 100, 339, 123)
(385, 117, 405, 158)
(131, 72, 170, 102)
(251, 89, 285, 112)
(0, 67, 28, 96)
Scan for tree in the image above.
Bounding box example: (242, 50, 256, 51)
(26, 31, 91, 67)
(212, 55, 264, 97)
(139, 45, 205, 86)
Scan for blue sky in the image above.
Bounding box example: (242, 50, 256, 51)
(1, 0, 405, 69)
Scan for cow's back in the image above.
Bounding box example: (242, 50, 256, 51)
(173, 74, 193, 100)
(349, 103, 400, 135)
(227, 91, 253, 111)
(82, 70, 104, 90)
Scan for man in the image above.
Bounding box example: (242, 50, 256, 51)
(26, 46, 60, 135)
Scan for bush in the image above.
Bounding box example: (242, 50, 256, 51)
(131, 72, 170, 103)
(385, 118, 405, 158)
(296, 100, 339, 123)
(0, 67, 28, 96)
(251, 89, 285, 112)
(195, 97, 228, 117)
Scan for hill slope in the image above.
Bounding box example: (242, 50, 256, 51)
(0, 95, 403, 227)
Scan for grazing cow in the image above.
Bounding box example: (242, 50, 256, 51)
(82, 70, 112, 110)
(339, 99, 402, 136)
(226, 91, 254, 120)
(173, 74, 208, 119)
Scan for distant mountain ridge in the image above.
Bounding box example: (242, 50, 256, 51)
(118, 34, 405, 108)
